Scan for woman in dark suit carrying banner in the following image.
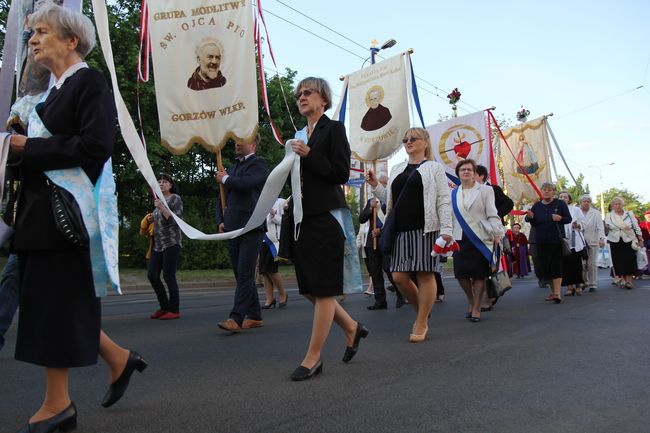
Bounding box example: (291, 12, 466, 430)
(289, 77, 367, 381)
(8, 3, 146, 430)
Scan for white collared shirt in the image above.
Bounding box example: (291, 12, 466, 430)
(53, 62, 89, 89)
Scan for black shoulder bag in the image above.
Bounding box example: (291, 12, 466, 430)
(49, 180, 89, 247)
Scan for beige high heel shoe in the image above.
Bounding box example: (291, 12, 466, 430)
(409, 325, 428, 343)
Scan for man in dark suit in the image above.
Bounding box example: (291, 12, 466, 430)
(476, 165, 513, 222)
(359, 195, 405, 309)
(216, 134, 269, 333)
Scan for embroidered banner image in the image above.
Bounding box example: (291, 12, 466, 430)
(346, 53, 409, 161)
(148, 0, 257, 154)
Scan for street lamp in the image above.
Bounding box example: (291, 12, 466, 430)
(588, 162, 615, 218)
(361, 38, 397, 68)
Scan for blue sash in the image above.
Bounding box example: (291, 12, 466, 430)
(28, 89, 120, 297)
(451, 188, 493, 265)
(329, 208, 363, 294)
(262, 233, 278, 257)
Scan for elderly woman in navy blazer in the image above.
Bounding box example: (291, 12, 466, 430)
(450, 159, 504, 322)
(9, 2, 145, 431)
(288, 77, 367, 381)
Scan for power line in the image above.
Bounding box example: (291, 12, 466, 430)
(266, 1, 481, 115)
(554, 85, 644, 120)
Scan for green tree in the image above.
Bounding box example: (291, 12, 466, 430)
(599, 187, 646, 217)
(555, 174, 590, 203)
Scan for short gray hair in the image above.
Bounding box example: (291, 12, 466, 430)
(540, 182, 556, 191)
(30, 0, 96, 58)
(579, 194, 592, 203)
(195, 37, 223, 58)
(295, 77, 333, 111)
(611, 196, 625, 206)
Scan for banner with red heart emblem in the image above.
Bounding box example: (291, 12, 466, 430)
(428, 111, 491, 184)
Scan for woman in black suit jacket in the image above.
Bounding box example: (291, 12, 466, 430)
(9, 3, 145, 431)
(288, 77, 368, 381)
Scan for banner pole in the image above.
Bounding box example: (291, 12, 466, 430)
(372, 160, 377, 250)
(216, 149, 227, 217)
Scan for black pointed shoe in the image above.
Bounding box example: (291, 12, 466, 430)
(102, 351, 148, 408)
(290, 360, 323, 381)
(342, 322, 369, 363)
(16, 402, 77, 433)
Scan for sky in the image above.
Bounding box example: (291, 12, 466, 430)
(257, 0, 650, 202)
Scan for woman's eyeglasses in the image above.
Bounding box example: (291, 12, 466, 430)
(402, 137, 420, 144)
(295, 89, 317, 99)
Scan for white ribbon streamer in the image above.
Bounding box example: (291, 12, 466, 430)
(91, 0, 299, 241)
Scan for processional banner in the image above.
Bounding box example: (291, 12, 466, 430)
(346, 54, 409, 161)
(496, 116, 552, 203)
(147, 0, 257, 154)
(427, 111, 491, 184)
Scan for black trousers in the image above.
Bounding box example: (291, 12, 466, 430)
(147, 244, 181, 313)
(380, 252, 403, 300)
(228, 229, 264, 324)
(365, 246, 386, 303)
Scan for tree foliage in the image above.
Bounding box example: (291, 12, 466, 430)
(79, 1, 302, 269)
(555, 174, 590, 204)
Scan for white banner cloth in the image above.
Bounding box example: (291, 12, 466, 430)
(497, 116, 552, 203)
(147, 0, 258, 154)
(92, 0, 298, 241)
(346, 53, 409, 161)
(427, 111, 491, 182)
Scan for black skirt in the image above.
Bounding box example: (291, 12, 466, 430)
(453, 236, 491, 279)
(536, 243, 564, 280)
(561, 251, 584, 285)
(293, 212, 344, 297)
(15, 249, 101, 368)
(610, 239, 637, 276)
(258, 242, 278, 274)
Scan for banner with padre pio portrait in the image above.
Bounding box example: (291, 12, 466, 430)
(346, 54, 409, 161)
(147, 0, 257, 154)
(496, 116, 552, 203)
(428, 111, 492, 184)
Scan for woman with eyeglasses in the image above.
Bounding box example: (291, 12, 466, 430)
(366, 127, 452, 342)
(288, 77, 367, 381)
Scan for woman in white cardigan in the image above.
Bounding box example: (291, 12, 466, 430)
(558, 192, 586, 296)
(450, 159, 504, 322)
(366, 127, 452, 342)
(578, 195, 605, 292)
(605, 197, 643, 288)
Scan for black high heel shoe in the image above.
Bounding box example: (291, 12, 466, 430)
(279, 295, 288, 308)
(102, 351, 148, 408)
(342, 322, 369, 363)
(17, 402, 77, 433)
(290, 359, 323, 381)
(261, 299, 276, 309)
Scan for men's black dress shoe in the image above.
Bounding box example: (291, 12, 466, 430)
(342, 322, 369, 363)
(395, 297, 406, 309)
(290, 360, 323, 381)
(102, 351, 148, 408)
(367, 302, 387, 310)
(16, 402, 77, 433)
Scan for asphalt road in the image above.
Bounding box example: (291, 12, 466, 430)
(2, 269, 650, 433)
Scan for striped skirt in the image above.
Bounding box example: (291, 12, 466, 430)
(390, 229, 439, 272)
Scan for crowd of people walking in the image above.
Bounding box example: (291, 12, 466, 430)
(1, 3, 649, 432)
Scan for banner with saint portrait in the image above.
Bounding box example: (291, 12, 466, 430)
(345, 54, 409, 161)
(496, 116, 552, 203)
(147, 0, 257, 154)
(427, 111, 492, 184)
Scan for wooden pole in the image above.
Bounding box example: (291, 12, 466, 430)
(372, 160, 377, 250)
(216, 149, 226, 217)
